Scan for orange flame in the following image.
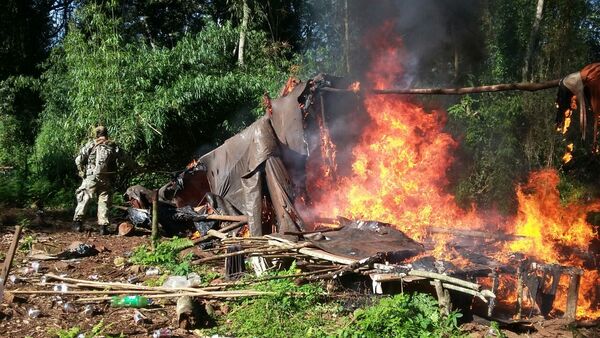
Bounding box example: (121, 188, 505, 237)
(305, 22, 599, 319)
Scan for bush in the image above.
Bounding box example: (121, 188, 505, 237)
(130, 237, 193, 275)
(337, 293, 465, 338)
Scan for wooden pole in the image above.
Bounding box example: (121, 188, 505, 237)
(371, 79, 560, 95)
(151, 190, 159, 249)
(565, 273, 581, 320)
(0, 226, 22, 301)
(319, 79, 560, 95)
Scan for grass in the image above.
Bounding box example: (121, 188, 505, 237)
(50, 320, 124, 338)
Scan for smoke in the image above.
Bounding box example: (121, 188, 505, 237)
(348, 0, 485, 87)
(301, 0, 484, 86)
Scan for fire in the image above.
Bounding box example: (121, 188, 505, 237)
(348, 81, 361, 93)
(305, 22, 599, 319)
(186, 158, 198, 169)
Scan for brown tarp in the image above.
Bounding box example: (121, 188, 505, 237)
(306, 220, 425, 262)
(159, 74, 364, 237)
(160, 81, 313, 236)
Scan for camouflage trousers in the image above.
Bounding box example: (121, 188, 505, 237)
(73, 177, 112, 226)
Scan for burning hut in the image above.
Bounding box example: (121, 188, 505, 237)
(125, 27, 599, 325)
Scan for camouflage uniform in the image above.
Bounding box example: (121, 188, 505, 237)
(73, 135, 125, 227)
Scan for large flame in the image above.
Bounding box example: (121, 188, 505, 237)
(306, 23, 599, 319)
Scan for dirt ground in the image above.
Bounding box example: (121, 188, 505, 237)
(0, 208, 598, 338)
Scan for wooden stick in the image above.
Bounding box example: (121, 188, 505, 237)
(284, 227, 343, 236)
(0, 226, 22, 301)
(408, 270, 481, 291)
(8, 290, 167, 295)
(433, 279, 450, 315)
(192, 243, 311, 264)
(371, 79, 560, 95)
(151, 190, 159, 249)
(428, 227, 528, 241)
(429, 281, 488, 303)
(565, 273, 581, 320)
(75, 290, 274, 302)
(44, 273, 209, 294)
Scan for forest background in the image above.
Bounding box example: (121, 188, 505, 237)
(1, 0, 600, 214)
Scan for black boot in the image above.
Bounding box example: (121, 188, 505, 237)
(99, 224, 110, 235)
(72, 220, 83, 232)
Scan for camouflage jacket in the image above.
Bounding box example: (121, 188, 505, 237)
(75, 137, 129, 179)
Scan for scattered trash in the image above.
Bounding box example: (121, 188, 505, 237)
(187, 273, 202, 287)
(145, 267, 160, 276)
(82, 304, 95, 317)
(63, 302, 78, 313)
(20, 267, 33, 275)
(161, 274, 202, 288)
(111, 295, 151, 308)
(53, 283, 68, 293)
(57, 242, 100, 260)
(8, 275, 21, 284)
(113, 257, 126, 267)
(133, 310, 146, 324)
(127, 275, 140, 284)
(162, 276, 191, 289)
(152, 328, 173, 338)
(27, 308, 41, 318)
(39, 275, 48, 285)
(31, 261, 41, 273)
(88, 274, 99, 280)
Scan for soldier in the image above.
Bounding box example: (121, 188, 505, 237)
(72, 125, 131, 234)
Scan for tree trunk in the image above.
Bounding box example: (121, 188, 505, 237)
(237, 0, 250, 66)
(344, 0, 350, 74)
(522, 0, 544, 82)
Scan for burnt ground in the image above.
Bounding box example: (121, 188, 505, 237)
(0, 208, 598, 338)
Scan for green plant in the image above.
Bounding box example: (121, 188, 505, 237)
(488, 321, 506, 338)
(210, 264, 344, 338)
(130, 237, 193, 275)
(19, 235, 35, 252)
(50, 320, 125, 338)
(336, 293, 465, 338)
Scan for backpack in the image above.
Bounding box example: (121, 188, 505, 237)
(92, 141, 116, 175)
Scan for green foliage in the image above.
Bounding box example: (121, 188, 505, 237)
(50, 320, 124, 338)
(130, 237, 193, 275)
(29, 2, 293, 204)
(337, 293, 464, 338)
(210, 265, 343, 338)
(448, 94, 526, 213)
(489, 321, 506, 338)
(19, 235, 35, 253)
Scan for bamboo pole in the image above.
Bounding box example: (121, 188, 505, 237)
(192, 242, 311, 264)
(75, 290, 274, 303)
(408, 270, 481, 291)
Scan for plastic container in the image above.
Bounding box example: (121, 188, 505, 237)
(28, 308, 41, 318)
(82, 304, 95, 317)
(63, 302, 78, 313)
(145, 267, 160, 276)
(152, 328, 173, 338)
(133, 310, 145, 324)
(162, 276, 190, 289)
(111, 295, 151, 308)
(31, 261, 40, 273)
